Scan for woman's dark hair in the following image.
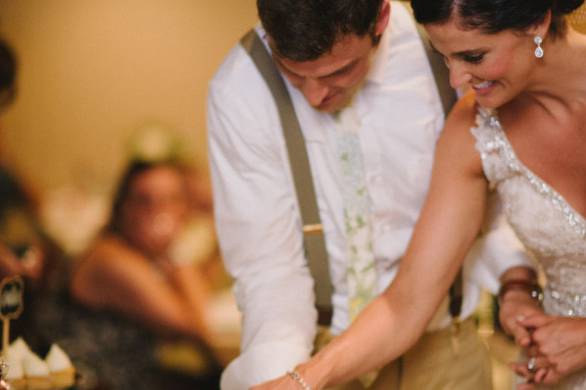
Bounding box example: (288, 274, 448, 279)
(411, 0, 585, 37)
(257, 0, 384, 61)
(0, 39, 17, 109)
(107, 159, 185, 234)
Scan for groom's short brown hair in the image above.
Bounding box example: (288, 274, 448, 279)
(257, 0, 384, 62)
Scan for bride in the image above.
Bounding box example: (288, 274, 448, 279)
(253, 0, 586, 389)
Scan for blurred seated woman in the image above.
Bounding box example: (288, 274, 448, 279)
(0, 39, 46, 286)
(72, 159, 213, 346)
(36, 159, 220, 390)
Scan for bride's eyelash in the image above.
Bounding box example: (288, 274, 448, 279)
(462, 53, 485, 64)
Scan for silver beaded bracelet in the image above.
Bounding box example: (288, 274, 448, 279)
(286, 370, 312, 390)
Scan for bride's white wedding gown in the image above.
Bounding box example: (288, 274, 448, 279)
(472, 108, 586, 390)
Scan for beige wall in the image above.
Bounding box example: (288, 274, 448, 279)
(0, 0, 256, 195)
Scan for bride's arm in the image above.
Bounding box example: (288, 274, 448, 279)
(253, 96, 487, 389)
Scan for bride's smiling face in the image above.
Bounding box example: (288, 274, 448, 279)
(425, 18, 545, 108)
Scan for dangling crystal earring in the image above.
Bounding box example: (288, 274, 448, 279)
(534, 36, 544, 58)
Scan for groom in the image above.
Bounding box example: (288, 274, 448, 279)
(207, 0, 535, 388)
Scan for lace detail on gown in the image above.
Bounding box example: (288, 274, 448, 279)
(471, 107, 586, 390)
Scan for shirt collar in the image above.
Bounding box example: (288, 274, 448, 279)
(258, 23, 391, 86)
(254, 24, 391, 143)
(365, 25, 391, 85)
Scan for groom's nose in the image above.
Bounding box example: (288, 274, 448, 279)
(300, 78, 329, 108)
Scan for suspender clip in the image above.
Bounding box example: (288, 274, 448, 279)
(303, 224, 323, 235)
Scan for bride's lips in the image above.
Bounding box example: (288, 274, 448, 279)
(472, 80, 496, 96)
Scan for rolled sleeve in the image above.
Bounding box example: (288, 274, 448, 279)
(208, 80, 318, 388)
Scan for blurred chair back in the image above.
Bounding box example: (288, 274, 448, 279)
(569, 3, 586, 33)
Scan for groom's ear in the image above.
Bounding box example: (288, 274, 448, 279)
(373, 1, 391, 37)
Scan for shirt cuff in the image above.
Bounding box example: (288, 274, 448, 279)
(470, 227, 535, 294)
(220, 341, 312, 390)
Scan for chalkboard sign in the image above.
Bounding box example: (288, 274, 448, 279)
(0, 276, 24, 320)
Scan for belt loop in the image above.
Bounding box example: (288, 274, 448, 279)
(451, 316, 461, 334)
(450, 318, 462, 354)
(397, 356, 404, 389)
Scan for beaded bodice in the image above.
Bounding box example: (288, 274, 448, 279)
(471, 108, 586, 322)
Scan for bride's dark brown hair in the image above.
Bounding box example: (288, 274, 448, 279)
(411, 0, 585, 38)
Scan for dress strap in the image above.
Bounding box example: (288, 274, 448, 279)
(470, 108, 515, 189)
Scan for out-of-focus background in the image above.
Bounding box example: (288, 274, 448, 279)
(0, 1, 256, 389)
(0, 0, 254, 197)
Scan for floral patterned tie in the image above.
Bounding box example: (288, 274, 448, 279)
(335, 108, 378, 321)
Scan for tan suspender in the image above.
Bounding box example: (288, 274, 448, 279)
(240, 31, 334, 325)
(400, 1, 457, 114)
(240, 12, 461, 326)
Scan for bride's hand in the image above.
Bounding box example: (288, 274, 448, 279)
(510, 353, 552, 389)
(251, 364, 325, 390)
(250, 375, 299, 390)
(512, 357, 575, 389)
(518, 314, 586, 385)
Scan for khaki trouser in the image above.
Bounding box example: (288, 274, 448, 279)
(316, 318, 492, 390)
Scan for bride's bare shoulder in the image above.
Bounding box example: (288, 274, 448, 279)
(443, 91, 478, 137)
(436, 91, 483, 174)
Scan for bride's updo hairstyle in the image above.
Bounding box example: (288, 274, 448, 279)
(411, 0, 585, 38)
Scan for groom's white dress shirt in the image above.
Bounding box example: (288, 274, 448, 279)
(207, 3, 532, 389)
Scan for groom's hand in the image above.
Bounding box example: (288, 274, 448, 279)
(499, 290, 544, 348)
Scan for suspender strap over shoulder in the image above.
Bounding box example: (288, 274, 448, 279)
(400, 1, 457, 115)
(240, 30, 334, 325)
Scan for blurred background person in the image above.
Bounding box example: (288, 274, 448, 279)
(35, 158, 222, 390)
(0, 38, 63, 352)
(0, 3, 248, 388)
(72, 159, 213, 346)
(0, 39, 47, 286)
